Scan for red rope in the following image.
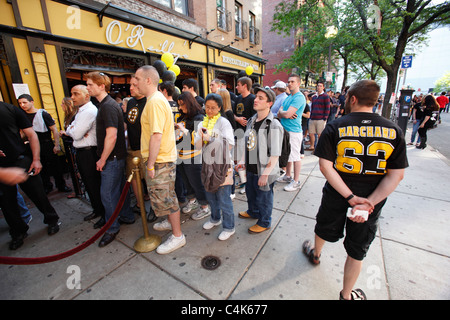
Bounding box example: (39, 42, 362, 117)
(0, 181, 131, 265)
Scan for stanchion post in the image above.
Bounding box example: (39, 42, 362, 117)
(132, 157, 161, 252)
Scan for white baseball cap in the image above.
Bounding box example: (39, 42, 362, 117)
(271, 81, 287, 89)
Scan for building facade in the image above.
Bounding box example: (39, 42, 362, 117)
(0, 0, 264, 129)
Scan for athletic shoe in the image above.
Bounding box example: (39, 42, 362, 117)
(182, 199, 199, 214)
(191, 206, 211, 220)
(218, 230, 235, 241)
(277, 175, 293, 183)
(202, 219, 222, 230)
(339, 289, 367, 300)
(156, 234, 186, 254)
(284, 180, 301, 192)
(153, 219, 172, 231)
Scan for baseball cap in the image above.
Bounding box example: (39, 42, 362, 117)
(271, 81, 287, 89)
(254, 87, 276, 103)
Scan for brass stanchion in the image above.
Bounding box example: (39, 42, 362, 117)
(132, 157, 161, 252)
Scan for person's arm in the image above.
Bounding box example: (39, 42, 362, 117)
(366, 169, 405, 207)
(146, 133, 162, 179)
(319, 158, 374, 220)
(96, 127, 117, 171)
(22, 127, 42, 175)
(258, 155, 279, 187)
(48, 124, 61, 154)
(277, 106, 298, 119)
(0, 167, 29, 185)
(419, 115, 430, 128)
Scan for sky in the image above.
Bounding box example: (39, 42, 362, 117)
(398, 26, 450, 94)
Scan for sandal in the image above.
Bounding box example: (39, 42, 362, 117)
(339, 289, 367, 300)
(302, 240, 320, 265)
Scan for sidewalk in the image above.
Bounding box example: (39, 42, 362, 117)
(1, 127, 449, 300)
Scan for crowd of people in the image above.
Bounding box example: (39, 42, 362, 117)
(0, 67, 410, 299)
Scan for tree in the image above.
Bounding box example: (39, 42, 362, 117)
(271, 0, 450, 118)
(434, 71, 450, 93)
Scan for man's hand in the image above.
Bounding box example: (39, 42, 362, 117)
(348, 196, 374, 223)
(258, 174, 268, 187)
(96, 158, 106, 172)
(0, 167, 29, 185)
(236, 116, 247, 127)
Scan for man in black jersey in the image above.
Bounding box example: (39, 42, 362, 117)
(303, 80, 408, 300)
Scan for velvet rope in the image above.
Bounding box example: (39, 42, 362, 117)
(0, 181, 131, 265)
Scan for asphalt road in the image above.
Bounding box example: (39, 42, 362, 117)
(427, 111, 450, 161)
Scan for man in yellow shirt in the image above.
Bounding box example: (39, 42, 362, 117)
(134, 65, 185, 254)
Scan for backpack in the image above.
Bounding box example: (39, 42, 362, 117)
(268, 118, 290, 168)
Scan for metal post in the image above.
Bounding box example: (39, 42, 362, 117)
(132, 157, 161, 253)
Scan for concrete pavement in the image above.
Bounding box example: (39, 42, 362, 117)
(1, 124, 449, 301)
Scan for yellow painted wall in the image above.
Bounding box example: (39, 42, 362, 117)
(45, 44, 65, 130)
(17, 0, 46, 30)
(0, 0, 17, 27)
(46, 0, 208, 63)
(12, 38, 42, 108)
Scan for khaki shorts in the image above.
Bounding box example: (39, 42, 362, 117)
(126, 150, 145, 179)
(308, 119, 326, 135)
(144, 161, 179, 217)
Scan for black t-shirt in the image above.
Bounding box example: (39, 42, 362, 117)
(423, 107, 439, 128)
(413, 103, 425, 121)
(246, 117, 265, 174)
(233, 93, 256, 131)
(314, 112, 409, 184)
(195, 95, 205, 108)
(26, 110, 55, 142)
(302, 104, 311, 129)
(0, 102, 32, 167)
(124, 96, 147, 151)
(96, 95, 127, 160)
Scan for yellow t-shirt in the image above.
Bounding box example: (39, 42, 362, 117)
(140, 91, 177, 163)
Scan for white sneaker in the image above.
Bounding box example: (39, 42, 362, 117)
(230, 193, 236, 200)
(153, 219, 172, 231)
(203, 219, 222, 230)
(277, 175, 293, 183)
(191, 206, 211, 220)
(284, 180, 301, 192)
(156, 234, 186, 254)
(218, 230, 235, 241)
(182, 199, 199, 214)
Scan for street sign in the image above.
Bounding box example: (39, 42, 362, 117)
(401, 55, 413, 69)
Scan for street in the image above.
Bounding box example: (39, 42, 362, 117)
(427, 111, 450, 160)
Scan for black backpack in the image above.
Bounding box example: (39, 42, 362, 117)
(268, 118, 290, 168)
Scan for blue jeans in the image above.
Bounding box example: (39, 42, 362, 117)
(410, 120, 421, 144)
(205, 185, 234, 232)
(245, 171, 274, 228)
(100, 157, 133, 234)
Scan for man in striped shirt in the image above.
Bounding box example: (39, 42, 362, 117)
(307, 81, 330, 151)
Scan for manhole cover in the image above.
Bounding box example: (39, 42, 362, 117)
(201, 256, 221, 270)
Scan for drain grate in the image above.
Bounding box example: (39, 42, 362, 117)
(201, 256, 221, 270)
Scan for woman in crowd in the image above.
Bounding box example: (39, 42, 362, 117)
(408, 95, 424, 146)
(59, 97, 83, 197)
(195, 93, 235, 240)
(417, 94, 440, 149)
(176, 92, 211, 220)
